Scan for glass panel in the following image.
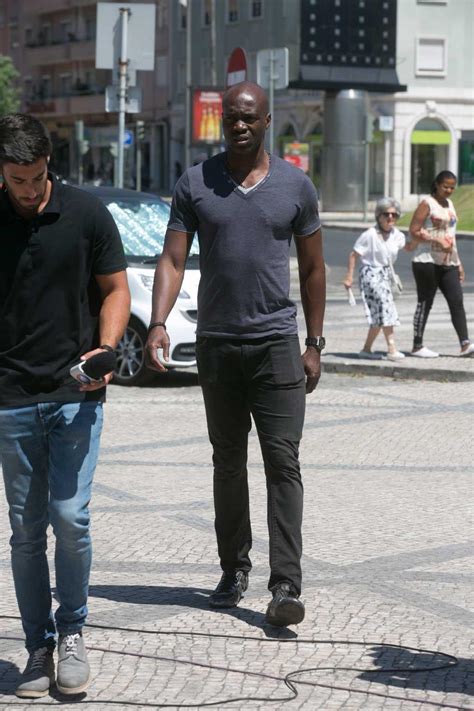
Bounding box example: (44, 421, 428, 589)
(104, 199, 199, 258)
(411, 144, 448, 193)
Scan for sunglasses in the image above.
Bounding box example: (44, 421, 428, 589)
(381, 212, 399, 219)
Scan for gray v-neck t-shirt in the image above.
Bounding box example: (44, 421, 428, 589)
(168, 152, 321, 339)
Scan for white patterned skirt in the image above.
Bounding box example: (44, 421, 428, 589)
(358, 265, 400, 327)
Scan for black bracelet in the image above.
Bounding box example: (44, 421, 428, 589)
(99, 344, 115, 353)
(148, 321, 167, 331)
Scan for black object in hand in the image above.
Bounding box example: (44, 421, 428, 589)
(70, 351, 117, 384)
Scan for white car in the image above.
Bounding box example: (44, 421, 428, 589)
(82, 186, 199, 386)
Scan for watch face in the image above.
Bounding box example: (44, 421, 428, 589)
(306, 337, 325, 350)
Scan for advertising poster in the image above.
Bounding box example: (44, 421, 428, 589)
(283, 142, 310, 173)
(193, 90, 223, 144)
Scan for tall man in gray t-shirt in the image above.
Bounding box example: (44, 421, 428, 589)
(146, 82, 325, 627)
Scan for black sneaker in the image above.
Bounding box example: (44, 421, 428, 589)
(265, 583, 305, 627)
(209, 570, 249, 608)
(16, 647, 55, 698)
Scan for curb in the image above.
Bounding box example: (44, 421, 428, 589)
(321, 360, 474, 382)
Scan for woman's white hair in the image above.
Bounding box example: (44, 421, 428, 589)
(375, 197, 401, 219)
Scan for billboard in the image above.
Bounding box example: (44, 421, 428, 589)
(193, 90, 223, 144)
(295, 0, 406, 93)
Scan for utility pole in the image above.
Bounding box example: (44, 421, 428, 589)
(135, 120, 145, 192)
(117, 7, 130, 189)
(210, 0, 217, 86)
(268, 50, 276, 154)
(185, 1, 192, 169)
(75, 119, 84, 185)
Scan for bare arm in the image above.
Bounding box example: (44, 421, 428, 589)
(295, 228, 326, 394)
(409, 201, 431, 242)
(343, 250, 358, 288)
(145, 228, 194, 371)
(80, 270, 131, 391)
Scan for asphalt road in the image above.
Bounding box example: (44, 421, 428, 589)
(292, 227, 474, 294)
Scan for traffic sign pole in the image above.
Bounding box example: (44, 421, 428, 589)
(117, 7, 130, 189)
(269, 50, 275, 154)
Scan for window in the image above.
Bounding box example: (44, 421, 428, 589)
(58, 21, 68, 42)
(157, 0, 168, 28)
(39, 23, 51, 45)
(40, 76, 51, 99)
(179, 2, 187, 29)
(59, 73, 72, 95)
(200, 57, 212, 84)
(85, 18, 95, 40)
(226, 0, 239, 23)
(249, 0, 263, 19)
(156, 56, 168, 86)
(416, 37, 447, 76)
(202, 0, 212, 26)
(24, 27, 33, 45)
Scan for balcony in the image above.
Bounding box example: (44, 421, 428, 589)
(25, 86, 105, 117)
(24, 36, 95, 65)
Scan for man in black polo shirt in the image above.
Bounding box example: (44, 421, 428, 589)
(0, 114, 130, 698)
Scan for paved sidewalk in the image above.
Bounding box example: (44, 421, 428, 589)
(289, 258, 474, 383)
(1, 373, 473, 709)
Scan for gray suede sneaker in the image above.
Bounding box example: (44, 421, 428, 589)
(16, 647, 55, 698)
(56, 632, 90, 695)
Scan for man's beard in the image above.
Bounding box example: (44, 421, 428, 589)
(5, 184, 46, 218)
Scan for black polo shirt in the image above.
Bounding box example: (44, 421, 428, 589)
(0, 174, 127, 407)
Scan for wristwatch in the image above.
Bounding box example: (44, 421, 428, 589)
(305, 336, 326, 352)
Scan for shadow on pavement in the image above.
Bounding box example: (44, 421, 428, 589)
(88, 584, 297, 637)
(0, 659, 20, 696)
(110, 370, 199, 390)
(357, 644, 471, 698)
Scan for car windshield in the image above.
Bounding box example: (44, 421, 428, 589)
(103, 198, 199, 259)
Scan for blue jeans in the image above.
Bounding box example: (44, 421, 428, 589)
(0, 401, 103, 652)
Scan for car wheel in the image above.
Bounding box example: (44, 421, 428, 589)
(113, 316, 155, 386)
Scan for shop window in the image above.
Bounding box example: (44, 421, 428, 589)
(411, 118, 450, 193)
(458, 133, 474, 185)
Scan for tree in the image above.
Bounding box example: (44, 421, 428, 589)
(0, 55, 21, 116)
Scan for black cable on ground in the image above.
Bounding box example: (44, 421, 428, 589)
(0, 614, 463, 709)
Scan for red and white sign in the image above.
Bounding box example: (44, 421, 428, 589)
(226, 47, 247, 87)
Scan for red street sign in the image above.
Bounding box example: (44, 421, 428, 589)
(226, 47, 247, 87)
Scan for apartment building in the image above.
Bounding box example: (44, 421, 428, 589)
(0, 0, 171, 189)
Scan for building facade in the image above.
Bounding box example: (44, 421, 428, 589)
(1, 0, 472, 204)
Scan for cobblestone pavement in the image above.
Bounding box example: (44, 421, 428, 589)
(290, 259, 474, 382)
(1, 372, 473, 709)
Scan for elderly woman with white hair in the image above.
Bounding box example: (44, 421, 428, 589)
(343, 197, 406, 361)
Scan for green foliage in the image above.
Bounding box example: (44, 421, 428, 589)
(0, 55, 21, 116)
(398, 185, 474, 232)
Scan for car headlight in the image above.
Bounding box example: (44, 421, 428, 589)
(139, 274, 190, 299)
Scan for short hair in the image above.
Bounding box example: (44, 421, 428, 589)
(0, 113, 52, 165)
(431, 170, 456, 195)
(375, 197, 401, 220)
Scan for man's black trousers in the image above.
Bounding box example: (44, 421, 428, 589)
(196, 335, 306, 594)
